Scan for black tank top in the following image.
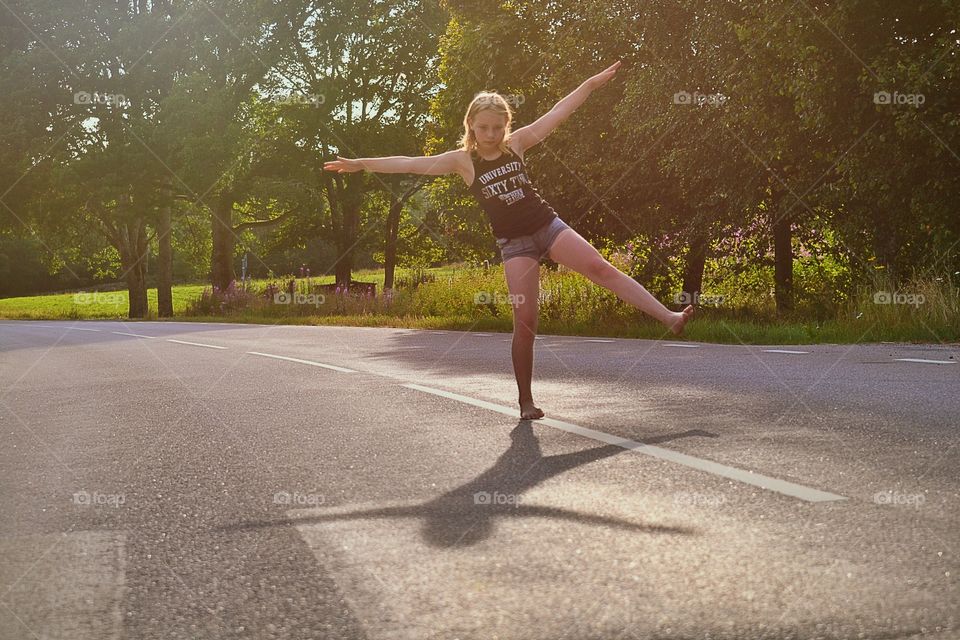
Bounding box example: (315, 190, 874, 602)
(466, 147, 558, 239)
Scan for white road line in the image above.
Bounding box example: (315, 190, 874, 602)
(895, 358, 956, 365)
(143, 320, 244, 326)
(27, 325, 102, 332)
(473, 333, 493, 337)
(763, 349, 809, 354)
(0, 531, 127, 640)
(402, 383, 846, 503)
(111, 331, 155, 339)
(585, 339, 615, 343)
(246, 351, 356, 373)
(664, 343, 700, 348)
(167, 339, 227, 350)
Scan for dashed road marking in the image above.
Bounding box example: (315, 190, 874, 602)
(895, 358, 956, 365)
(246, 351, 357, 373)
(167, 339, 227, 350)
(0, 531, 127, 640)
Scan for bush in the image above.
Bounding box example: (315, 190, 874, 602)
(184, 281, 261, 315)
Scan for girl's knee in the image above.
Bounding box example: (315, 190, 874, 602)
(586, 258, 618, 284)
(512, 317, 538, 339)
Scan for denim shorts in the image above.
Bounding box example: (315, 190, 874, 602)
(495, 217, 571, 263)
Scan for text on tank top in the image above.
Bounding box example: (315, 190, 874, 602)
(467, 147, 558, 239)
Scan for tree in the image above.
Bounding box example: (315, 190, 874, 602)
(266, 0, 447, 286)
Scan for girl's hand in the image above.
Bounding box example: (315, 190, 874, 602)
(323, 156, 363, 173)
(585, 60, 622, 90)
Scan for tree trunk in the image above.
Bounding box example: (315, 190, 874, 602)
(211, 193, 235, 291)
(873, 221, 901, 285)
(119, 220, 149, 319)
(773, 215, 793, 313)
(383, 180, 424, 291)
(383, 196, 403, 291)
(334, 201, 359, 287)
(681, 232, 708, 306)
(157, 202, 174, 317)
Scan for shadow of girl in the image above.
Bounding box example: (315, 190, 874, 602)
(219, 423, 715, 546)
(419, 421, 698, 546)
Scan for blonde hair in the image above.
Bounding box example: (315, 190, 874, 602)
(460, 92, 513, 156)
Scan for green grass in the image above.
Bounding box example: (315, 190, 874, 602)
(0, 265, 447, 320)
(0, 285, 207, 319)
(2, 265, 957, 345)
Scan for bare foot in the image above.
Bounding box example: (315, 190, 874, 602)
(519, 399, 545, 420)
(667, 305, 695, 336)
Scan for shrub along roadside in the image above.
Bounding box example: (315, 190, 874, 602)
(0, 266, 956, 345)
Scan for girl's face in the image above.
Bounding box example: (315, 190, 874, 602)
(471, 110, 508, 149)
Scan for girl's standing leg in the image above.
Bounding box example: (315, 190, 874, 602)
(547, 228, 694, 334)
(503, 257, 545, 420)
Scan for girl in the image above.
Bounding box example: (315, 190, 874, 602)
(324, 60, 694, 420)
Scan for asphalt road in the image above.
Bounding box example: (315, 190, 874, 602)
(0, 319, 957, 640)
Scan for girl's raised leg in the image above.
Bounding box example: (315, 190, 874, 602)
(547, 228, 694, 334)
(503, 257, 545, 419)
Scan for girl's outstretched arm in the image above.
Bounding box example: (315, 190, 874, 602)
(511, 60, 621, 154)
(323, 150, 464, 176)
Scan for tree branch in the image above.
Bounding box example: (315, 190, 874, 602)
(231, 210, 293, 232)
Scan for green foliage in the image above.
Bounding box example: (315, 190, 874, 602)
(2, 0, 957, 336)
(6, 265, 956, 344)
(170, 208, 212, 281)
(87, 246, 121, 281)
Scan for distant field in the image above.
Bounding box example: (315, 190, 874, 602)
(0, 266, 450, 320)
